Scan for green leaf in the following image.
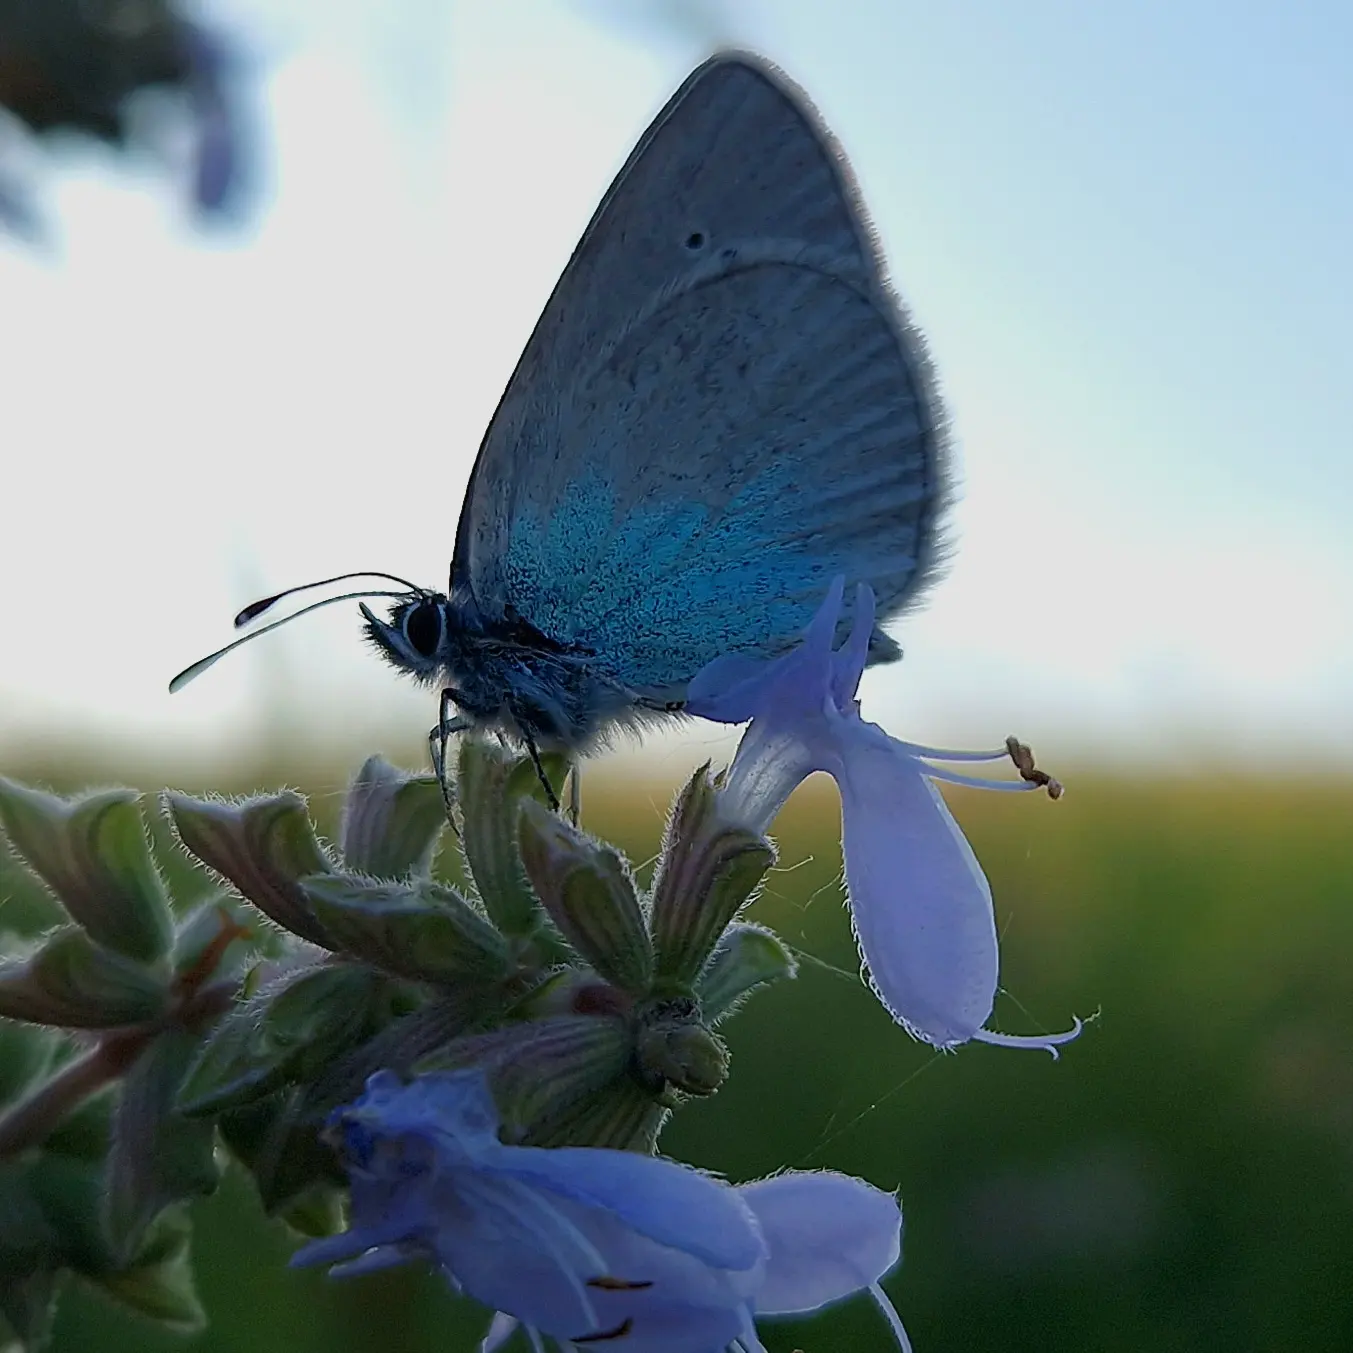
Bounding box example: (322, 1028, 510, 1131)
(340, 756, 448, 878)
(517, 802, 652, 994)
(105, 1029, 220, 1263)
(648, 768, 774, 987)
(0, 780, 172, 964)
(300, 874, 511, 986)
(457, 740, 567, 935)
(697, 923, 798, 1025)
(0, 929, 168, 1028)
(92, 1208, 205, 1334)
(165, 792, 334, 947)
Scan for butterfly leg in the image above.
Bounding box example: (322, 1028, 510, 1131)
(519, 726, 561, 814)
(430, 688, 473, 820)
(565, 765, 582, 827)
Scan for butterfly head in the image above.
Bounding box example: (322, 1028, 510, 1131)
(361, 594, 452, 683)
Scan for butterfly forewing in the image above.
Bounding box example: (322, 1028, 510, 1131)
(453, 52, 947, 701)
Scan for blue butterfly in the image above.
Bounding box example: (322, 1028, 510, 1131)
(174, 53, 946, 793)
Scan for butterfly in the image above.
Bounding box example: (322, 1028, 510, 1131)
(173, 52, 947, 800)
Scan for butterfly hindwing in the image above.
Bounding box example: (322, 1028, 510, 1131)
(452, 52, 947, 699)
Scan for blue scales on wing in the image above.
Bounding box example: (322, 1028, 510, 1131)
(451, 52, 949, 703)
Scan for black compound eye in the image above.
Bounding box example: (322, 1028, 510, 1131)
(402, 601, 444, 658)
(683, 229, 707, 252)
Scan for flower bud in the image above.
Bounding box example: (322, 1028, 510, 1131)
(297, 874, 510, 985)
(648, 768, 775, 988)
(517, 800, 652, 994)
(0, 928, 168, 1028)
(339, 756, 447, 879)
(165, 793, 333, 948)
(0, 778, 172, 964)
(177, 964, 384, 1117)
(456, 740, 567, 936)
(635, 998, 728, 1098)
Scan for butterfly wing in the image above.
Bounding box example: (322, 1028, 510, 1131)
(452, 52, 947, 698)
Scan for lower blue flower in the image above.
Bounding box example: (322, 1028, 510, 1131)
(294, 1071, 910, 1353)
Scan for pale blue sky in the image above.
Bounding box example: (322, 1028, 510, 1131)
(0, 0, 1349, 773)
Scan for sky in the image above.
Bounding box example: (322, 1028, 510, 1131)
(1, 0, 1350, 779)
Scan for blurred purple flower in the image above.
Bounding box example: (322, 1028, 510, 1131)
(0, 1, 247, 235)
(176, 20, 243, 216)
(293, 1071, 910, 1353)
(687, 577, 1083, 1056)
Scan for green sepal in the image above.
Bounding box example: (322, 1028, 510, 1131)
(697, 923, 798, 1025)
(304, 992, 492, 1112)
(0, 1020, 60, 1104)
(0, 928, 168, 1028)
(649, 768, 774, 988)
(219, 1088, 342, 1215)
(277, 1186, 345, 1239)
(91, 1207, 206, 1334)
(340, 756, 448, 878)
(424, 1014, 631, 1145)
(178, 964, 384, 1117)
(105, 1028, 220, 1263)
(457, 741, 567, 936)
(517, 801, 652, 994)
(165, 791, 335, 948)
(299, 874, 511, 986)
(523, 1075, 668, 1152)
(0, 779, 173, 964)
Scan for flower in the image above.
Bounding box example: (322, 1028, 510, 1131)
(0, 1, 246, 236)
(686, 577, 1082, 1055)
(293, 1071, 910, 1353)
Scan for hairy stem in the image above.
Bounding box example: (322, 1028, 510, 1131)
(0, 1028, 149, 1158)
(0, 979, 238, 1158)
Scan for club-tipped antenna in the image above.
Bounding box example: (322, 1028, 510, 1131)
(169, 589, 409, 694)
(234, 571, 428, 628)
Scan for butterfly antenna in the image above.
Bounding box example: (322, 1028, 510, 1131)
(234, 571, 428, 627)
(169, 589, 409, 693)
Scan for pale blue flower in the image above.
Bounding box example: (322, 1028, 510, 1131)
(688, 577, 1083, 1055)
(293, 1071, 910, 1353)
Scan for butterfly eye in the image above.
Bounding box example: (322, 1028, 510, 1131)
(683, 230, 707, 252)
(401, 601, 445, 658)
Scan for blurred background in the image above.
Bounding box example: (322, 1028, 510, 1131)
(2, 2, 1351, 1351)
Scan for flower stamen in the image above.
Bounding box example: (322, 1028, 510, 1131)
(1005, 736, 1064, 799)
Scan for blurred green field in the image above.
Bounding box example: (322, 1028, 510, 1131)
(3, 750, 1351, 1353)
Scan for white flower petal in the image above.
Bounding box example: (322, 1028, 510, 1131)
(835, 719, 999, 1047)
(740, 1171, 901, 1316)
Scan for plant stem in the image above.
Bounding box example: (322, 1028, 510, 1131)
(0, 1027, 149, 1158)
